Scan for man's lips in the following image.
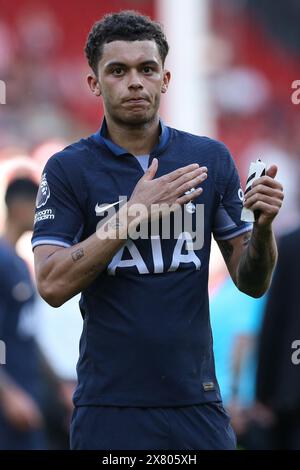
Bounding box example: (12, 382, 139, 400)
(124, 97, 149, 104)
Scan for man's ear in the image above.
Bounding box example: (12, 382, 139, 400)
(87, 74, 101, 96)
(161, 70, 171, 94)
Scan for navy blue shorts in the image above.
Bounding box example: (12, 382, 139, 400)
(70, 402, 237, 450)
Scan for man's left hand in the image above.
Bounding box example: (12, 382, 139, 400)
(243, 165, 284, 227)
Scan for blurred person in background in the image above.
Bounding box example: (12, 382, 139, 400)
(31, 11, 284, 450)
(0, 178, 46, 449)
(0, 175, 78, 450)
(34, 294, 83, 449)
(209, 242, 266, 448)
(254, 227, 300, 449)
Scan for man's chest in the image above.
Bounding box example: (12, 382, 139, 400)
(80, 156, 217, 275)
(82, 155, 215, 224)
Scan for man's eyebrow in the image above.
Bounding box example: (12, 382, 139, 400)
(104, 60, 160, 69)
(139, 60, 160, 67)
(104, 61, 126, 69)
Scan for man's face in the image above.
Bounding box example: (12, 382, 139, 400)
(94, 40, 170, 126)
(11, 198, 36, 232)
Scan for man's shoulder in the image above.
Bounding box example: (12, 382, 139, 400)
(0, 238, 14, 261)
(46, 134, 97, 169)
(169, 127, 230, 155)
(0, 239, 23, 275)
(279, 226, 300, 252)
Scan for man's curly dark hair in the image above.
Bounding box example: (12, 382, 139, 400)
(85, 10, 169, 76)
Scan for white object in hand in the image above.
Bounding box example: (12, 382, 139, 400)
(241, 159, 266, 222)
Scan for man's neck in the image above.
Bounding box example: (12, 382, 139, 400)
(105, 115, 160, 155)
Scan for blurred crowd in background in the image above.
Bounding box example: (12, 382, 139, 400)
(0, 0, 300, 450)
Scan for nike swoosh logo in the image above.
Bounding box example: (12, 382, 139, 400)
(95, 200, 121, 215)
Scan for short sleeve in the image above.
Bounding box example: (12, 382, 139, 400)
(213, 143, 252, 241)
(31, 155, 85, 250)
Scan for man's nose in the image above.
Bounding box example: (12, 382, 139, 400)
(128, 70, 143, 89)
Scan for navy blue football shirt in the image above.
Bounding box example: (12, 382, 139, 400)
(32, 119, 252, 407)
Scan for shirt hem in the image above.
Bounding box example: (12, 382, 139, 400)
(73, 394, 221, 408)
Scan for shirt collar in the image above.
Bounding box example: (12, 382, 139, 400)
(93, 117, 169, 156)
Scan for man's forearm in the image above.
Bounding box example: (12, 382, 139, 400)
(37, 203, 139, 307)
(236, 225, 277, 298)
